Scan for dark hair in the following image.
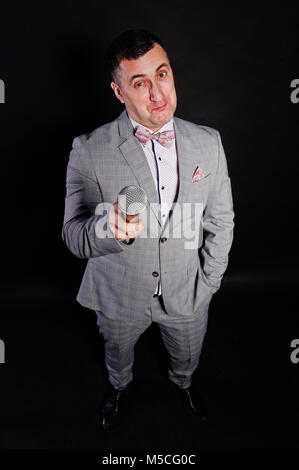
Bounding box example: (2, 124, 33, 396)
(106, 29, 167, 83)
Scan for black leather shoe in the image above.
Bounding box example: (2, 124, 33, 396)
(170, 381, 208, 422)
(101, 383, 128, 430)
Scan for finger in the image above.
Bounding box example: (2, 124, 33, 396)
(109, 205, 126, 231)
(126, 214, 140, 223)
(126, 221, 144, 237)
(114, 230, 130, 240)
(109, 205, 144, 239)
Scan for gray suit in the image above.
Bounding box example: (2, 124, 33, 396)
(62, 109, 234, 388)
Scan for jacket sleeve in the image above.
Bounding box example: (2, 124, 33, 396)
(200, 130, 234, 293)
(61, 136, 128, 259)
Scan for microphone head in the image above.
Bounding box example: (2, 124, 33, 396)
(118, 185, 147, 216)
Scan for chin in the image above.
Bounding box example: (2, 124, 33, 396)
(160, 112, 174, 125)
(153, 109, 173, 124)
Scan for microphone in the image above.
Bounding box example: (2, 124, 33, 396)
(118, 185, 147, 221)
(117, 185, 147, 242)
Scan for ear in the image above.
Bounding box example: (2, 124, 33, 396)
(111, 82, 125, 104)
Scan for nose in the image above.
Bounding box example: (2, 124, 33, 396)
(149, 82, 163, 102)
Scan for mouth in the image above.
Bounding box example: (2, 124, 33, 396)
(152, 102, 167, 111)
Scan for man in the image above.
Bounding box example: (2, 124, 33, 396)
(62, 30, 234, 430)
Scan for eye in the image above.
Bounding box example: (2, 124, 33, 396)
(158, 71, 167, 78)
(135, 81, 144, 87)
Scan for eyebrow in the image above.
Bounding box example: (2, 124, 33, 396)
(129, 62, 169, 85)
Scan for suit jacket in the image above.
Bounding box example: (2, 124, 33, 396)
(62, 109, 234, 320)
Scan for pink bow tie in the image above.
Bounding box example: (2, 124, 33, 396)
(135, 125, 175, 148)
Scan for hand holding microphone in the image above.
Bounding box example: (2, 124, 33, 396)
(108, 186, 147, 241)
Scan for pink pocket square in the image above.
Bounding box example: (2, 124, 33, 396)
(192, 165, 206, 182)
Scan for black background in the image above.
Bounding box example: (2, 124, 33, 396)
(0, 0, 298, 449)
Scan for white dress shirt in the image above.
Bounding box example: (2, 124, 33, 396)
(128, 112, 179, 296)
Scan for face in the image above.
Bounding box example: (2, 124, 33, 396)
(111, 43, 177, 131)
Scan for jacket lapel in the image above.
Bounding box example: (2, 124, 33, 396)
(173, 117, 199, 205)
(117, 110, 161, 226)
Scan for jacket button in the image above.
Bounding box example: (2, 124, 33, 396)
(152, 271, 159, 277)
(161, 237, 167, 243)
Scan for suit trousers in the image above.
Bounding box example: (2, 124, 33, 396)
(95, 294, 209, 390)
